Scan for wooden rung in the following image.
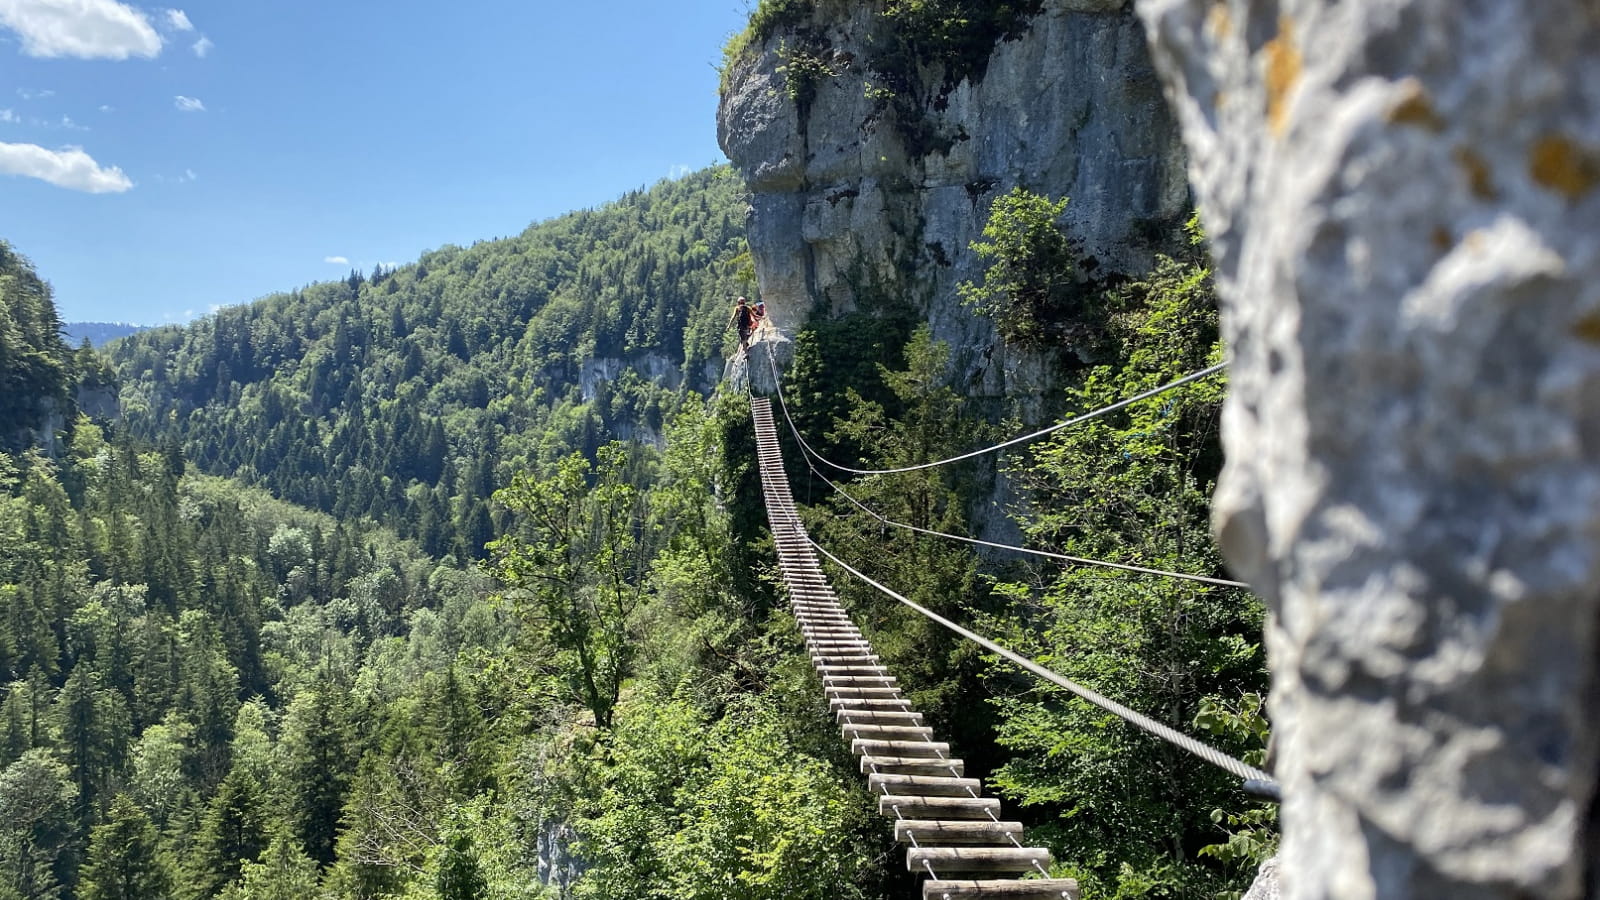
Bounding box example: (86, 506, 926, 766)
(816, 655, 881, 667)
(827, 685, 901, 697)
(852, 739, 950, 758)
(870, 773, 979, 797)
(830, 697, 907, 711)
(921, 879, 1080, 899)
(824, 675, 896, 687)
(906, 847, 1052, 875)
(894, 819, 1023, 844)
(815, 659, 881, 670)
(879, 795, 1000, 820)
(818, 665, 886, 676)
(841, 723, 934, 741)
(803, 629, 862, 638)
(835, 708, 922, 725)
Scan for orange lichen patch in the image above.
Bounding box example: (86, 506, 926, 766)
(1387, 79, 1444, 132)
(1574, 310, 1600, 344)
(1454, 147, 1496, 200)
(1206, 2, 1232, 40)
(1529, 134, 1600, 200)
(1264, 16, 1301, 137)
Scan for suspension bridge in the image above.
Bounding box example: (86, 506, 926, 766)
(743, 343, 1277, 899)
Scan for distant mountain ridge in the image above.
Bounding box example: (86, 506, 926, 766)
(106, 166, 751, 560)
(65, 321, 147, 347)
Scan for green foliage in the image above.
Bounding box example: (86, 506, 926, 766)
(808, 327, 1003, 765)
(959, 188, 1082, 347)
(79, 795, 176, 900)
(1195, 693, 1277, 894)
(977, 233, 1268, 896)
(217, 831, 320, 900)
(565, 695, 879, 900)
(877, 0, 1041, 89)
(491, 444, 655, 730)
(721, 0, 816, 84)
(776, 39, 837, 111)
(783, 309, 916, 473)
(0, 750, 76, 900)
(0, 242, 75, 454)
(106, 167, 749, 560)
(436, 826, 488, 900)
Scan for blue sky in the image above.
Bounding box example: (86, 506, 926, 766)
(0, 0, 753, 324)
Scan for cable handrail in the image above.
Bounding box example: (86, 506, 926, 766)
(758, 344, 1247, 589)
(764, 347, 1226, 476)
(804, 460, 1250, 589)
(806, 534, 1277, 789)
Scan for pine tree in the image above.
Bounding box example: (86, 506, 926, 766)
(279, 686, 351, 865)
(191, 767, 268, 896)
(79, 795, 176, 900)
(437, 828, 486, 900)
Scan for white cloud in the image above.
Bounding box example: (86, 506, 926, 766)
(0, 0, 163, 60)
(163, 8, 190, 31)
(0, 141, 132, 192)
(17, 88, 54, 100)
(191, 34, 209, 57)
(0, 109, 15, 123)
(98, 104, 112, 113)
(208, 304, 220, 313)
(324, 256, 349, 265)
(173, 95, 204, 112)
(668, 163, 691, 179)
(182, 167, 194, 181)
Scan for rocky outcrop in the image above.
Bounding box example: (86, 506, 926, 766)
(718, 0, 1190, 411)
(1130, 1, 1600, 897)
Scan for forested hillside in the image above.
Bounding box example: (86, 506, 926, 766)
(5, 163, 1274, 898)
(108, 168, 750, 561)
(1, 230, 895, 898)
(1, 243, 76, 454)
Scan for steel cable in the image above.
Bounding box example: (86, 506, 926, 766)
(763, 345, 1226, 476)
(806, 535, 1277, 788)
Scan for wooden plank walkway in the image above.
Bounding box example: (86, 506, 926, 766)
(750, 397, 1080, 900)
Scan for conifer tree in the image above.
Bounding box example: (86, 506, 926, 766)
(78, 795, 176, 900)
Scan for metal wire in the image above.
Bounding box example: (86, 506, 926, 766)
(804, 458, 1250, 589)
(764, 344, 1226, 476)
(806, 536, 1277, 788)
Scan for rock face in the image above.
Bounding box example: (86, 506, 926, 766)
(1129, 1, 1600, 897)
(718, 0, 1190, 411)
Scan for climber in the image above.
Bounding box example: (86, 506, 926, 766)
(752, 298, 767, 334)
(728, 296, 756, 354)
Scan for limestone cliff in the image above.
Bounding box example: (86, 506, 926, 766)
(718, 0, 1190, 414)
(1131, 0, 1600, 897)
